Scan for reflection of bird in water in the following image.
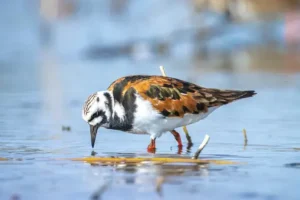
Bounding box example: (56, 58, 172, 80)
(82, 75, 255, 153)
(116, 162, 209, 184)
(89, 160, 210, 197)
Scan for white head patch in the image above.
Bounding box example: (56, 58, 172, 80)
(82, 91, 112, 125)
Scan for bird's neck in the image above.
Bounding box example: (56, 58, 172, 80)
(106, 92, 132, 131)
(112, 102, 126, 122)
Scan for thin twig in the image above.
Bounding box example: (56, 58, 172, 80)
(192, 134, 210, 159)
(243, 129, 248, 147)
(159, 65, 166, 76)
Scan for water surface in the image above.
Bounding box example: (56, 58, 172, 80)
(0, 55, 300, 200)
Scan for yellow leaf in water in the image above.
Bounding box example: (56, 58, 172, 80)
(69, 156, 242, 165)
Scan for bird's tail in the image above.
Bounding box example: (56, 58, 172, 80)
(217, 90, 256, 102)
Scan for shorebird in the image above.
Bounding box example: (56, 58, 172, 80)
(82, 75, 256, 153)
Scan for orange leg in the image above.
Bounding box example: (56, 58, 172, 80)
(170, 130, 183, 147)
(147, 138, 156, 153)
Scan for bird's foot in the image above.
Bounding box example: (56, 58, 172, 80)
(147, 147, 156, 154)
(147, 144, 156, 153)
(186, 142, 193, 153)
(171, 130, 183, 147)
(147, 138, 156, 153)
(187, 142, 193, 149)
(177, 145, 183, 154)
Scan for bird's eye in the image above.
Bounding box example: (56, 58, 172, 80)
(96, 97, 100, 102)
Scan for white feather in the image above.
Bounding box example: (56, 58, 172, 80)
(89, 116, 103, 126)
(113, 102, 125, 120)
(132, 94, 218, 139)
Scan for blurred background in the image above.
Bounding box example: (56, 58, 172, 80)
(2, 0, 300, 124)
(2, 0, 300, 64)
(1, 1, 300, 200)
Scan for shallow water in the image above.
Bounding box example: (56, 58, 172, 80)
(0, 53, 300, 200)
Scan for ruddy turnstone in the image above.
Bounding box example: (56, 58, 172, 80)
(82, 75, 256, 152)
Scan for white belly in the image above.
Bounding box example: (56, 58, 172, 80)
(132, 94, 218, 139)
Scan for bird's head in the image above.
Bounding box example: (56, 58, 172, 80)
(82, 91, 113, 148)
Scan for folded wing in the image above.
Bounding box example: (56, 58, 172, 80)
(108, 75, 256, 118)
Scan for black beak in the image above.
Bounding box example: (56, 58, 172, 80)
(90, 125, 99, 148)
